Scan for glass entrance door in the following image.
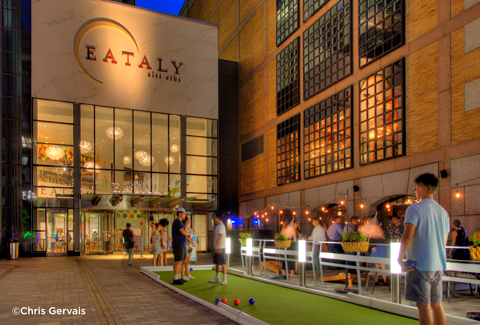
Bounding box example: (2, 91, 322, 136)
(46, 209, 68, 256)
(83, 211, 114, 254)
(192, 213, 207, 251)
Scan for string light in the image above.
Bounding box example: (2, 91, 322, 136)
(455, 190, 460, 198)
(306, 211, 309, 215)
(280, 210, 283, 214)
(280, 221, 284, 225)
(264, 212, 268, 216)
(254, 212, 258, 216)
(360, 203, 365, 209)
(271, 206, 274, 210)
(308, 218, 311, 222)
(340, 200, 345, 205)
(293, 211, 296, 215)
(266, 218, 269, 222)
(261, 214, 264, 218)
(386, 204, 391, 209)
(321, 207, 325, 212)
(338, 211, 342, 216)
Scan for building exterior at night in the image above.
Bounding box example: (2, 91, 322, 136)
(0, 0, 239, 257)
(182, 0, 480, 235)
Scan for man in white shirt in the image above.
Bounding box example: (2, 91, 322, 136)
(209, 213, 227, 285)
(307, 217, 326, 275)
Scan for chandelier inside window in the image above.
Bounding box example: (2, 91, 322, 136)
(164, 156, 175, 165)
(134, 150, 148, 160)
(83, 161, 101, 170)
(170, 144, 179, 153)
(105, 126, 124, 140)
(46, 145, 65, 161)
(138, 155, 155, 166)
(80, 140, 93, 154)
(123, 156, 132, 165)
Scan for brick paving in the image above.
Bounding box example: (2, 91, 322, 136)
(0, 254, 233, 325)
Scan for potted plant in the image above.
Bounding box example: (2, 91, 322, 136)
(239, 232, 252, 246)
(274, 233, 291, 248)
(470, 231, 480, 260)
(341, 232, 369, 253)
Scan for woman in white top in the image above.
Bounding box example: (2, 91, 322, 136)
(183, 217, 195, 280)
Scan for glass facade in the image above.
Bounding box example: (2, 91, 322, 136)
(276, 0, 299, 46)
(303, 86, 352, 179)
(277, 114, 300, 185)
(303, 0, 352, 100)
(303, 0, 329, 22)
(277, 37, 300, 116)
(359, 59, 404, 165)
(1, 0, 32, 251)
(359, 0, 404, 68)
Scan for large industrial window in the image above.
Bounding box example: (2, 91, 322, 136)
(277, 37, 300, 116)
(359, 59, 404, 165)
(277, 0, 300, 46)
(303, 86, 352, 179)
(277, 114, 300, 185)
(303, 0, 330, 22)
(303, 0, 352, 100)
(359, 0, 404, 68)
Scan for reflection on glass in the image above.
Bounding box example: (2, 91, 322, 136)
(186, 117, 218, 138)
(95, 169, 112, 194)
(277, 38, 300, 116)
(277, 115, 300, 185)
(95, 106, 114, 169)
(169, 116, 181, 173)
(47, 209, 67, 256)
(134, 111, 151, 171)
(34, 166, 74, 187)
(34, 99, 73, 123)
(115, 109, 132, 170)
(33, 209, 46, 251)
(277, 0, 299, 46)
(152, 173, 168, 195)
(186, 137, 217, 156)
(187, 157, 217, 175)
(34, 122, 73, 145)
(133, 171, 151, 194)
(169, 174, 181, 197)
(152, 113, 168, 173)
(187, 175, 217, 194)
(187, 194, 217, 211)
(116, 171, 132, 194)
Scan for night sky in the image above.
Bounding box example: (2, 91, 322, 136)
(136, 0, 186, 15)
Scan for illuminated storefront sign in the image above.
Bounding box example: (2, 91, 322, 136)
(32, 0, 219, 119)
(74, 18, 184, 85)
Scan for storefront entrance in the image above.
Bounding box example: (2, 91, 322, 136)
(45, 209, 73, 257)
(82, 211, 114, 255)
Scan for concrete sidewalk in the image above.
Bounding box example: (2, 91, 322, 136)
(0, 253, 233, 325)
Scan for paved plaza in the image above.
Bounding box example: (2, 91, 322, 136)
(0, 253, 478, 324)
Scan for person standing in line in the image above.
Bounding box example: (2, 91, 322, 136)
(159, 218, 171, 266)
(209, 213, 228, 285)
(306, 217, 327, 275)
(151, 223, 163, 266)
(123, 223, 134, 266)
(172, 208, 196, 285)
(182, 217, 195, 280)
(449, 219, 470, 261)
(344, 216, 361, 233)
(397, 173, 449, 325)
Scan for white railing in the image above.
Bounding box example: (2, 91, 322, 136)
(239, 241, 480, 298)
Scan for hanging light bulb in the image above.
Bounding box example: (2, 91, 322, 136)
(386, 203, 391, 209)
(280, 221, 284, 225)
(266, 218, 269, 222)
(265, 212, 268, 216)
(360, 203, 365, 209)
(254, 211, 258, 216)
(280, 210, 283, 214)
(308, 218, 311, 222)
(340, 200, 345, 205)
(321, 207, 325, 212)
(271, 206, 274, 210)
(306, 211, 309, 215)
(338, 211, 342, 216)
(455, 190, 460, 199)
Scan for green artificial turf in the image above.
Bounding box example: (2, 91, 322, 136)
(154, 270, 417, 325)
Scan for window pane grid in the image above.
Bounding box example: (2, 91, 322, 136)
(359, 59, 404, 165)
(303, 0, 352, 100)
(359, 0, 404, 68)
(276, 0, 300, 46)
(303, 86, 352, 179)
(277, 114, 301, 185)
(303, 0, 330, 22)
(277, 37, 300, 116)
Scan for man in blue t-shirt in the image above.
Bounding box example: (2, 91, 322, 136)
(397, 173, 449, 325)
(171, 207, 195, 285)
